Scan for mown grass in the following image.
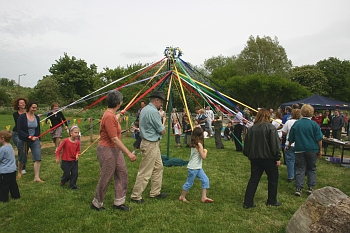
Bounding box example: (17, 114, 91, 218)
(1, 122, 350, 232)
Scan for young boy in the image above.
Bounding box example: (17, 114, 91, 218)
(183, 117, 192, 147)
(0, 130, 20, 202)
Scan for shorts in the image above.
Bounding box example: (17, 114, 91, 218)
(50, 126, 63, 139)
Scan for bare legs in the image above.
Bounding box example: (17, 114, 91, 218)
(54, 138, 61, 151)
(18, 162, 23, 178)
(34, 161, 43, 182)
(178, 189, 213, 203)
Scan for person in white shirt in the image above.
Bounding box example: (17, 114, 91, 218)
(205, 106, 214, 137)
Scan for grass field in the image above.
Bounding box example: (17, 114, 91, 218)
(1, 114, 350, 232)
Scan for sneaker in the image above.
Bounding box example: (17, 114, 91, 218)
(22, 170, 26, 174)
(90, 204, 105, 211)
(307, 187, 313, 195)
(132, 150, 136, 154)
(113, 204, 131, 211)
(295, 188, 302, 196)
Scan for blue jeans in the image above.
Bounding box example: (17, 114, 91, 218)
(18, 140, 41, 164)
(12, 132, 26, 170)
(294, 152, 317, 189)
(182, 168, 209, 191)
(284, 146, 295, 179)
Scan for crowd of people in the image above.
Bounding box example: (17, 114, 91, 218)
(1, 93, 348, 213)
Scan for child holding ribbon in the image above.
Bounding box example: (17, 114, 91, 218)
(55, 124, 81, 190)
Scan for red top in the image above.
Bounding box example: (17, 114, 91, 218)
(56, 138, 81, 161)
(311, 116, 322, 126)
(99, 110, 121, 148)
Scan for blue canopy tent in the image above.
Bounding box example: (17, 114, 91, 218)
(280, 94, 350, 110)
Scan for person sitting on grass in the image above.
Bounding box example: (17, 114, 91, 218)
(0, 130, 20, 202)
(55, 124, 81, 190)
(178, 127, 213, 203)
(224, 121, 234, 141)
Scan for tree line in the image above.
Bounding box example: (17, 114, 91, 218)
(1, 35, 350, 112)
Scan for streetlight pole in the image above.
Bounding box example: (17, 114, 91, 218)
(18, 74, 26, 96)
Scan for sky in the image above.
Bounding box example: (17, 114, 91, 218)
(1, 0, 350, 88)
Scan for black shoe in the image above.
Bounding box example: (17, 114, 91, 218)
(90, 204, 105, 211)
(266, 202, 282, 207)
(243, 204, 256, 209)
(130, 198, 145, 204)
(70, 186, 78, 190)
(151, 193, 168, 199)
(113, 204, 131, 211)
(60, 182, 65, 186)
(287, 178, 294, 183)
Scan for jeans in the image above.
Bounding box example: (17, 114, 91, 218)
(17, 139, 41, 164)
(12, 132, 26, 170)
(284, 146, 295, 179)
(182, 168, 209, 191)
(294, 152, 317, 189)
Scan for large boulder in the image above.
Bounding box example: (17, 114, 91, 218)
(286, 186, 350, 233)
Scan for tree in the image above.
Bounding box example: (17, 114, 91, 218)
(49, 53, 98, 102)
(0, 78, 16, 87)
(28, 76, 64, 106)
(316, 57, 350, 102)
(236, 36, 292, 76)
(289, 65, 329, 96)
(225, 74, 310, 110)
(0, 87, 11, 106)
(204, 55, 236, 73)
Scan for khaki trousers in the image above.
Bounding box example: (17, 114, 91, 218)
(131, 140, 163, 200)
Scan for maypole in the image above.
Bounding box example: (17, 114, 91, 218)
(164, 46, 182, 157)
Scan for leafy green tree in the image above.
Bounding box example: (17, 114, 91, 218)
(0, 87, 11, 106)
(316, 57, 350, 102)
(0, 78, 16, 87)
(225, 74, 310, 110)
(28, 76, 64, 106)
(204, 55, 236, 73)
(236, 36, 292, 76)
(289, 65, 329, 95)
(49, 53, 98, 102)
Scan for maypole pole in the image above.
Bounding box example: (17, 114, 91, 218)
(164, 46, 183, 157)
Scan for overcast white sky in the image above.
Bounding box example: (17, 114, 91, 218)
(1, 0, 349, 87)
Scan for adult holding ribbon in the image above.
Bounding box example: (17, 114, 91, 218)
(17, 101, 43, 182)
(91, 90, 136, 211)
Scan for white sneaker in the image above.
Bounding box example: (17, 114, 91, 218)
(22, 170, 27, 174)
(132, 150, 136, 154)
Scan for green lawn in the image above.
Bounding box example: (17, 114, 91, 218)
(1, 130, 350, 232)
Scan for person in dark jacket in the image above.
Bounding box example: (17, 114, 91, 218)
(17, 101, 43, 182)
(46, 102, 68, 151)
(243, 108, 281, 209)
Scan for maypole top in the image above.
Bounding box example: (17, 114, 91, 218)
(164, 46, 183, 59)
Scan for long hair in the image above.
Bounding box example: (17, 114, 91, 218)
(190, 127, 204, 148)
(254, 108, 270, 125)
